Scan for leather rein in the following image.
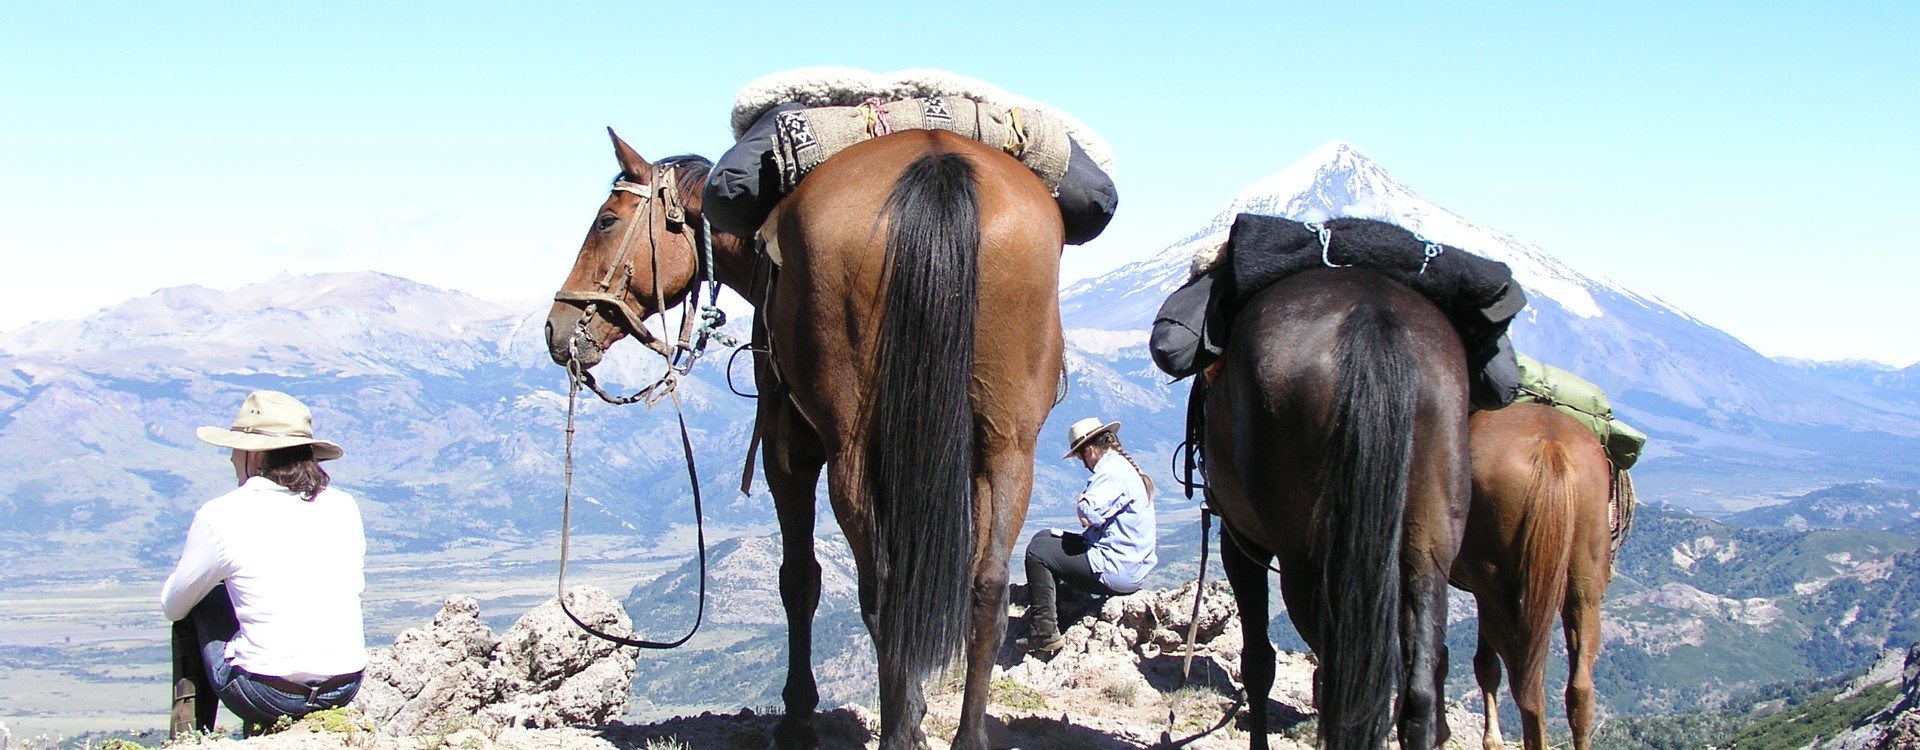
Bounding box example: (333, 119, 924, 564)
(550, 168, 735, 650)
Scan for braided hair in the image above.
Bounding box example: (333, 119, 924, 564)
(1088, 431, 1155, 503)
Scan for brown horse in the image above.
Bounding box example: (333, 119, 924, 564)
(1204, 267, 1472, 750)
(1445, 402, 1614, 750)
(546, 128, 1065, 750)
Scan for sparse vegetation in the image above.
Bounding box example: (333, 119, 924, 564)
(1101, 677, 1141, 706)
(990, 678, 1048, 712)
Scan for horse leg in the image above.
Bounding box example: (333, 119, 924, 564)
(1221, 530, 1274, 750)
(1563, 571, 1605, 749)
(950, 436, 1035, 750)
(818, 454, 927, 750)
(1472, 626, 1507, 750)
(768, 415, 828, 750)
(1396, 564, 1449, 750)
(1512, 627, 1552, 750)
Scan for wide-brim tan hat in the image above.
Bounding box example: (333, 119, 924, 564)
(196, 390, 344, 461)
(1061, 416, 1121, 459)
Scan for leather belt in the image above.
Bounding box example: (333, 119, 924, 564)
(244, 669, 362, 698)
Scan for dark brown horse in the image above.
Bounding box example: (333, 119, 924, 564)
(1445, 402, 1614, 750)
(546, 128, 1065, 750)
(1204, 267, 1472, 750)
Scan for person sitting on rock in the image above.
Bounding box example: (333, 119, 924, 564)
(161, 391, 367, 736)
(1017, 417, 1159, 654)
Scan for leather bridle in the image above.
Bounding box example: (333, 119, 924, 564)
(552, 168, 703, 363)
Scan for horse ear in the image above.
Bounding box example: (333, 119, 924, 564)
(608, 127, 654, 183)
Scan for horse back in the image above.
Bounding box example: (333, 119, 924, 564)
(1457, 403, 1613, 584)
(768, 130, 1064, 446)
(1207, 267, 1471, 553)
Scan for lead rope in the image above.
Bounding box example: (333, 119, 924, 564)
(557, 359, 709, 649)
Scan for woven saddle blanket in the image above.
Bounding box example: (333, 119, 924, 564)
(732, 67, 1112, 192)
(732, 67, 1115, 169)
(770, 96, 1071, 193)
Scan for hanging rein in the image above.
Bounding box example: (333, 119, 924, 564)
(550, 168, 738, 650)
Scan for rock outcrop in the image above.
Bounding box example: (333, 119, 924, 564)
(351, 587, 636, 735)
(1814, 644, 1920, 750)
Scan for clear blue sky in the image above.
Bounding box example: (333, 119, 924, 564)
(3, 2, 1916, 365)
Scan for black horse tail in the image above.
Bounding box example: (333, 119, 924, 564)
(866, 150, 979, 686)
(1513, 437, 1577, 704)
(1316, 305, 1417, 749)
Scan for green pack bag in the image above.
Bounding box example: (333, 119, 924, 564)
(1514, 353, 1647, 470)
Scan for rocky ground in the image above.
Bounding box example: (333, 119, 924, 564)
(13, 584, 1503, 750)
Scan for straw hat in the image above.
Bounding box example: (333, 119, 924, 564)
(196, 390, 343, 461)
(1061, 416, 1121, 459)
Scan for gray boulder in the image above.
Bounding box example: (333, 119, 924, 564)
(352, 587, 636, 735)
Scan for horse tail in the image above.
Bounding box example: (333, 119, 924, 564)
(1512, 438, 1577, 702)
(866, 149, 979, 685)
(1316, 305, 1416, 749)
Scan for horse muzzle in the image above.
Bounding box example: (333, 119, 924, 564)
(545, 315, 605, 370)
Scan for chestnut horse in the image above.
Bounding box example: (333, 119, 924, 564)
(1204, 268, 1472, 750)
(1445, 402, 1614, 750)
(546, 128, 1065, 750)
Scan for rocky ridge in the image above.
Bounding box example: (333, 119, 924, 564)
(123, 583, 1492, 750)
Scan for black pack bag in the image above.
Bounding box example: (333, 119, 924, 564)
(1471, 333, 1521, 411)
(1150, 269, 1223, 379)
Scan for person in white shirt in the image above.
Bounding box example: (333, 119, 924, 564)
(162, 390, 367, 736)
(1015, 417, 1159, 655)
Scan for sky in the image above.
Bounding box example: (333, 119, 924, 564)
(2, 2, 1916, 366)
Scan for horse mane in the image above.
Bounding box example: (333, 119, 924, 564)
(620, 154, 713, 198)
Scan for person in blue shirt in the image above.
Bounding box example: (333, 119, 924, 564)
(1016, 417, 1159, 654)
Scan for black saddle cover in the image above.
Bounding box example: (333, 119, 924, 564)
(1152, 214, 1525, 409)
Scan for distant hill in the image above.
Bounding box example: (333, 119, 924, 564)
(0, 272, 763, 583)
(1730, 482, 1920, 531)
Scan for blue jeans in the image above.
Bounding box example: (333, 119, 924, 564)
(184, 586, 362, 726)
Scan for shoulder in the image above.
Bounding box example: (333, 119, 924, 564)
(1093, 452, 1146, 492)
(196, 483, 261, 518)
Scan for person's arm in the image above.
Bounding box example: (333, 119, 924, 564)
(160, 511, 227, 622)
(1075, 471, 1128, 527)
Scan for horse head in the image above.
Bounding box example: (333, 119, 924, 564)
(545, 129, 709, 370)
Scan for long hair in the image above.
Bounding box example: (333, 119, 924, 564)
(259, 446, 330, 501)
(1510, 438, 1577, 708)
(1087, 431, 1155, 503)
(1315, 304, 1416, 749)
(865, 150, 980, 686)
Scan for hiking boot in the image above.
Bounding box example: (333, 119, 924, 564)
(170, 677, 198, 739)
(1015, 632, 1065, 655)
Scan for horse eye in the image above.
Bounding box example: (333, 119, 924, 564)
(597, 214, 619, 231)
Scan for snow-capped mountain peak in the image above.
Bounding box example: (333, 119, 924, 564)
(1176, 140, 1667, 321)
